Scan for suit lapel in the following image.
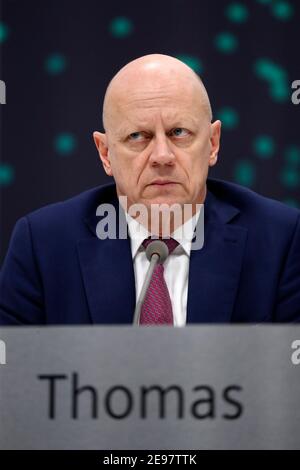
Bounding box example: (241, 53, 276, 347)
(77, 191, 136, 324)
(77, 183, 248, 324)
(187, 190, 248, 323)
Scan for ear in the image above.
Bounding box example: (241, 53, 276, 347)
(93, 131, 113, 176)
(208, 120, 221, 167)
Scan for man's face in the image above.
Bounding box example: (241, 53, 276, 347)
(94, 75, 221, 212)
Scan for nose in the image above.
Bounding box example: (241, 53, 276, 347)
(149, 134, 175, 166)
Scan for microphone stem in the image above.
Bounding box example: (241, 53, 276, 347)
(133, 253, 160, 325)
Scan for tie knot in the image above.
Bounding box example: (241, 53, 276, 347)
(142, 237, 179, 255)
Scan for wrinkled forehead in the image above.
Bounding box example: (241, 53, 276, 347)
(103, 74, 210, 133)
(115, 101, 203, 138)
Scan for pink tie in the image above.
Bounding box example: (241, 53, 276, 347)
(139, 238, 179, 326)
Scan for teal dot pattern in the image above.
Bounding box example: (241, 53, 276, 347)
(54, 134, 77, 155)
(254, 58, 290, 103)
(234, 161, 256, 187)
(225, 3, 249, 23)
(253, 135, 275, 159)
(45, 54, 67, 75)
(271, 1, 294, 21)
(214, 32, 239, 53)
(176, 55, 203, 74)
(216, 107, 239, 130)
(0, 22, 9, 43)
(0, 164, 15, 186)
(109, 17, 134, 38)
(0, 0, 300, 225)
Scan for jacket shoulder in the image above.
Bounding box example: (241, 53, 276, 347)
(25, 182, 117, 227)
(207, 178, 300, 226)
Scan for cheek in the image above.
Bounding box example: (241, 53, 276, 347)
(190, 140, 211, 170)
(181, 150, 207, 176)
(178, 147, 210, 190)
(110, 147, 141, 184)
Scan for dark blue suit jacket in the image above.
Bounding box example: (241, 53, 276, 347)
(1, 178, 300, 324)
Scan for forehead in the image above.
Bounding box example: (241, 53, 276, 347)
(108, 80, 205, 132)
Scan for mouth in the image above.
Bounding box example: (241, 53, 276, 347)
(149, 180, 178, 186)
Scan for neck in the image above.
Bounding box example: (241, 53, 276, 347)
(123, 186, 207, 237)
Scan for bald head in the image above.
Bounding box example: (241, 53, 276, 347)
(102, 54, 212, 131)
(93, 53, 221, 218)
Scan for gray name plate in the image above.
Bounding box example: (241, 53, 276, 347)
(0, 326, 300, 450)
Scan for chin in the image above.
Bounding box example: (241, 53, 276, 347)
(145, 188, 186, 205)
(148, 197, 185, 208)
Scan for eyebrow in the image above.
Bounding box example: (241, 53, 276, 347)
(116, 116, 200, 137)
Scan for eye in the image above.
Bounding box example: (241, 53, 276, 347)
(128, 132, 142, 140)
(128, 131, 146, 141)
(169, 128, 189, 137)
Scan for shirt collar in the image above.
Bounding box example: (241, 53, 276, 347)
(126, 213, 150, 259)
(125, 206, 202, 259)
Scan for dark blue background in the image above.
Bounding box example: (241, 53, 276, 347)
(1, 0, 300, 263)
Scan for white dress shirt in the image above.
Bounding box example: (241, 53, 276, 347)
(126, 209, 201, 327)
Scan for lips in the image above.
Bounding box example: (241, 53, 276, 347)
(150, 180, 177, 185)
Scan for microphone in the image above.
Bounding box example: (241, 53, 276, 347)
(133, 240, 169, 325)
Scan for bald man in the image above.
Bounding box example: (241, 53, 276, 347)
(1, 54, 300, 325)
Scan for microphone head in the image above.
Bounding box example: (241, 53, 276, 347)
(145, 240, 169, 264)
